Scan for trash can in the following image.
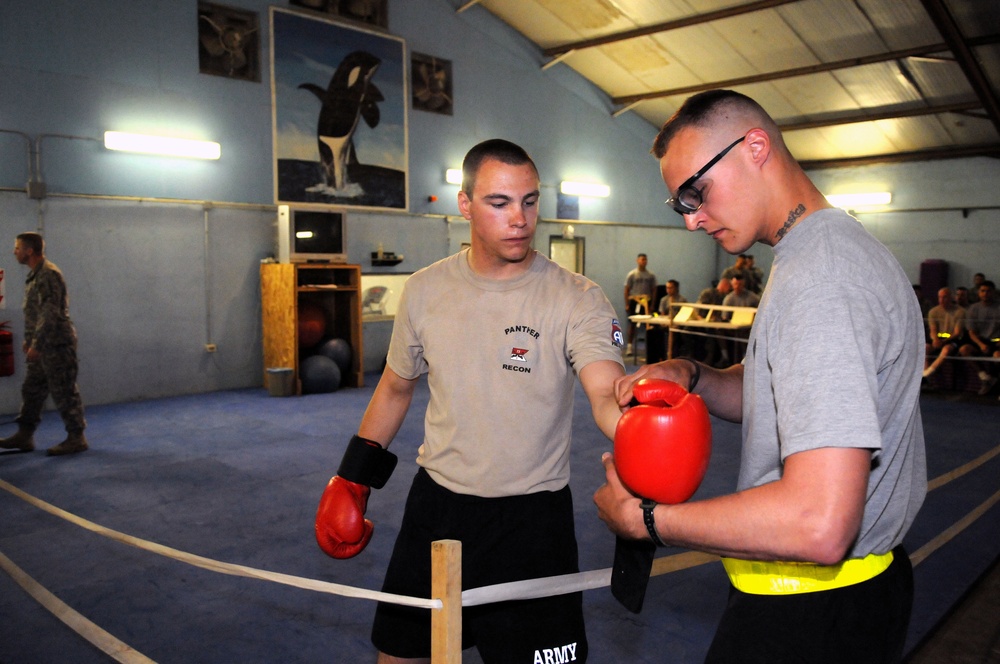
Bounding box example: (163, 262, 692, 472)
(266, 367, 295, 397)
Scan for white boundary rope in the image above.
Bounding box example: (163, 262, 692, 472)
(0, 479, 441, 610)
(0, 550, 156, 664)
(1, 440, 998, 658)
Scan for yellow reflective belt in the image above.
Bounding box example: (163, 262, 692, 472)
(720, 551, 893, 595)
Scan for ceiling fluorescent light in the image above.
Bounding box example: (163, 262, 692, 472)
(560, 180, 610, 198)
(104, 131, 221, 160)
(445, 168, 462, 185)
(825, 192, 891, 209)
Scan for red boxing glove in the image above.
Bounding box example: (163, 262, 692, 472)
(315, 435, 397, 559)
(614, 378, 712, 504)
(315, 476, 374, 559)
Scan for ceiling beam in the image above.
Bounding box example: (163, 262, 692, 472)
(613, 43, 949, 106)
(800, 143, 1000, 170)
(919, 0, 1000, 135)
(542, 0, 803, 58)
(455, 0, 485, 13)
(779, 100, 984, 132)
(611, 33, 1000, 107)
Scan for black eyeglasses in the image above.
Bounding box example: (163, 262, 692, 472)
(665, 135, 746, 215)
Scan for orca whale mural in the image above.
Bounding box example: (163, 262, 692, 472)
(271, 8, 407, 210)
(298, 51, 383, 197)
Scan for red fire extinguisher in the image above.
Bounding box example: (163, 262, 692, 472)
(0, 322, 14, 376)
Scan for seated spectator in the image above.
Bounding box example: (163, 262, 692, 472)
(959, 280, 1000, 395)
(955, 286, 971, 309)
(695, 278, 732, 365)
(656, 279, 689, 358)
(720, 274, 760, 364)
(923, 287, 965, 378)
(721, 274, 760, 320)
(657, 279, 688, 316)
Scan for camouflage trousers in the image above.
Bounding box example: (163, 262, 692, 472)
(17, 340, 86, 434)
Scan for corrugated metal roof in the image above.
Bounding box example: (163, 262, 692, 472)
(465, 0, 1000, 167)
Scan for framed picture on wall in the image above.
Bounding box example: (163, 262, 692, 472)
(288, 0, 388, 29)
(197, 2, 260, 82)
(271, 7, 408, 211)
(411, 52, 453, 115)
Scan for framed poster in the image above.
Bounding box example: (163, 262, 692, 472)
(271, 7, 408, 211)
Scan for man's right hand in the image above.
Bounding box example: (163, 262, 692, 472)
(314, 435, 397, 560)
(315, 476, 373, 559)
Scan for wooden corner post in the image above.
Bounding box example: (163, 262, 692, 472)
(430, 539, 462, 664)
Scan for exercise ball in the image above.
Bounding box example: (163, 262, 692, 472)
(300, 355, 341, 394)
(298, 303, 327, 349)
(318, 338, 353, 375)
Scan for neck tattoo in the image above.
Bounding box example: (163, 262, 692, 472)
(776, 203, 806, 240)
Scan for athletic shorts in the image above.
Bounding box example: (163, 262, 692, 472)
(371, 468, 588, 663)
(704, 545, 913, 664)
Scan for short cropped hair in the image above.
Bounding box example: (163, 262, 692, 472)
(651, 89, 778, 159)
(16, 232, 44, 255)
(462, 139, 539, 196)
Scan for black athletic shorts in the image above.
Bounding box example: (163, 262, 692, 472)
(704, 545, 913, 663)
(371, 468, 588, 663)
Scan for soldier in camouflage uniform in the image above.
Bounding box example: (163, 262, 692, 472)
(0, 232, 88, 455)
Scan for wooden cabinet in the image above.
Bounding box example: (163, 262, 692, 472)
(260, 262, 364, 393)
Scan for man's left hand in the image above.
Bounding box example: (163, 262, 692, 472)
(594, 452, 646, 541)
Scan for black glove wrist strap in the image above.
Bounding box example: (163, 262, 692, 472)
(641, 499, 667, 547)
(337, 435, 398, 489)
(677, 357, 701, 392)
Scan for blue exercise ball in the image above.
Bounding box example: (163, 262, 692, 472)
(300, 355, 341, 394)
(318, 337, 353, 375)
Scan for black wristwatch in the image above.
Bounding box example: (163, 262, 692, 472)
(641, 499, 667, 547)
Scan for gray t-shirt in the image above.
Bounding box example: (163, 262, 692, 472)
(742, 208, 927, 558)
(388, 249, 624, 497)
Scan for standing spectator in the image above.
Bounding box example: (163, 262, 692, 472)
(959, 280, 1000, 395)
(923, 287, 965, 378)
(624, 253, 657, 355)
(720, 254, 748, 284)
(0, 232, 88, 455)
(597, 89, 925, 664)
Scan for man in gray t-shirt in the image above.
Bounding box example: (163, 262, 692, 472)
(598, 90, 925, 664)
(959, 280, 1000, 394)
